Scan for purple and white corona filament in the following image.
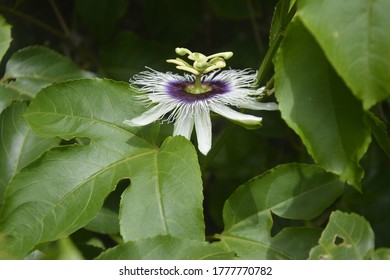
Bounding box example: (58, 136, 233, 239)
(124, 48, 278, 155)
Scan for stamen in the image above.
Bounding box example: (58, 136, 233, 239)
(167, 47, 234, 77)
(166, 47, 235, 95)
(166, 79, 229, 103)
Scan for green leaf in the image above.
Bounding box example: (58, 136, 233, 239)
(309, 211, 375, 260)
(2, 46, 93, 99)
(298, 0, 390, 109)
(365, 112, 390, 159)
(275, 19, 371, 189)
(96, 235, 234, 260)
(0, 102, 60, 205)
(38, 237, 85, 260)
(0, 15, 12, 64)
(269, 227, 323, 260)
(75, 0, 128, 41)
(0, 79, 203, 258)
(0, 84, 21, 114)
(120, 136, 204, 242)
(219, 163, 344, 259)
(84, 207, 119, 235)
(372, 248, 390, 260)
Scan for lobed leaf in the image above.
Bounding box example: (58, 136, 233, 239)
(309, 211, 375, 260)
(0, 79, 204, 258)
(120, 136, 204, 242)
(298, 0, 390, 109)
(0, 102, 60, 206)
(96, 235, 234, 260)
(219, 163, 344, 259)
(275, 19, 371, 189)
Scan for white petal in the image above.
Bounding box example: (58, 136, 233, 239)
(239, 101, 279, 111)
(194, 108, 212, 156)
(209, 103, 262, 125)
(123, 103, 176, 127)
(173, 112, 194, 140)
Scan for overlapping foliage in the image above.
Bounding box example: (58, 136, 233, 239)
(0, 0, 389, 259)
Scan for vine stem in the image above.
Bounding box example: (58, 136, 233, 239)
(253, 0, 296, 88)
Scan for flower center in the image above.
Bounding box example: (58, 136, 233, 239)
(167, 80, 229, 103)
(184, 75, 211, 94)
(185, 83, 212, 94)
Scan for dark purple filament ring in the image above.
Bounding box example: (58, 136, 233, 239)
(166, 80, 231, 103)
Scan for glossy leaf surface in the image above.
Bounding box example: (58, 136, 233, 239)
(309, 211, 375, 260)
(0, 79, 203, 258)
(298, 0, 390, 109)
(0, 102, 59, 205)
(275, 19, 371, 189)
(220, 163, 344, 259)
(0, 85, 20, 114)
(2, 46, 93, 99)
(97, 235, 234, 260)
(120, 136, 204, 242)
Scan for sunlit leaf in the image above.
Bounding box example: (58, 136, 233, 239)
(298, 0, 390, 109)
(219, 163, 344, 259)
(309, 211, 375, 260)
(2, 46, 93, 99)
(0, 102, 60, 206)
(0, 79, 203, 258)
(96, 235, 234, 260)
(275, 19, 371, 189)
(120, 135, 204, 242)
(0, 84, 21, 114)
